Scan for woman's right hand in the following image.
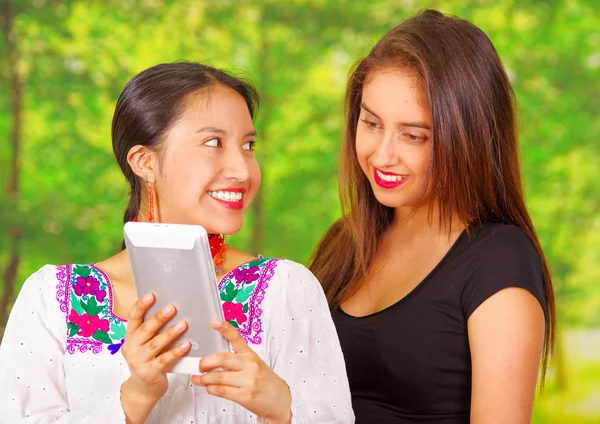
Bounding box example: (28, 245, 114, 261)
(120, 293, 191, 424)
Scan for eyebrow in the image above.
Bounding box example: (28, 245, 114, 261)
(360, 102, 431, 131)
(196, 126, 257, 138)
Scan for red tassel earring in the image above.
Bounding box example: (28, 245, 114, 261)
(148, 182, 154, 223)
(144, 175, 154, 223)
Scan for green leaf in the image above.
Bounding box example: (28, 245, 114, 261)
(67, 322, 80, 337)
(110, 322, 126, 340)
(243, 303, 248, 313)
(235, 285, 255, 303)
(81, 296, 104, 316)
(92, 330, 112, 345)
(228, 320, 239, 328)
(73, 265, 91, 278)
(221, 282, 238, 303)
(70, 291, 84, 315)
(248, 258, 269, 267)
(81, 297, 94, 315)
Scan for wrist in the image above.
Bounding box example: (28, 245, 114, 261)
(121, 379, 161, 424)
(266, 409, 292, 424)
(267, 384, 292, 424)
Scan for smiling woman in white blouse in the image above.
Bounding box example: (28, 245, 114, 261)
(0, 62, 354, 424)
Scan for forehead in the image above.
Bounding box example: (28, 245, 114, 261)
(179, 84, 253, 126)
(362, 70, 430, 119)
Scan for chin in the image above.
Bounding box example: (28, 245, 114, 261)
(206, 219, 244, 236)
(371, 191, 412, 210)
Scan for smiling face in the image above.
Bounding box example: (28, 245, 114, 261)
(355, 70, 433, 212)
(144, 84, 260, 235)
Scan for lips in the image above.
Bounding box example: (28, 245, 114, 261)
(208, 188, 246, 210)
(373, 168, 408, 189)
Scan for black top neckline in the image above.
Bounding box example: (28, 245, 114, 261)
(337, 228, 468, 322)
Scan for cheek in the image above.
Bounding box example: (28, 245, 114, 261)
(415, 148, 431, 177)
(355, 130, 372, 169)
(250, 160, 262, 189)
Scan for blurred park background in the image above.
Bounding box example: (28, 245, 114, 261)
(0, 0, 598, 421)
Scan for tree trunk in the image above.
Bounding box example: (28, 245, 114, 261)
(0, 0, 23, 339)
(249, 5, 269, 256)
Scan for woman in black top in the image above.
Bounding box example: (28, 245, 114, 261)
(310, 9, 554, 424)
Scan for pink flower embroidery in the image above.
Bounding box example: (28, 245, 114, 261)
(69, 309, 109, 337)
(73, 276, 106, 302)
(222, 302, 248, 324)
(234, 266, 260, 285)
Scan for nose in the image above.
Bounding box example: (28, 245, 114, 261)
(222, 147, 250, 182)
(370, 131, 398, 169)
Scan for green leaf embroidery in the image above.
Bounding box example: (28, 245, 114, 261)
(70, 291, 84, 315)
(81, 296, 104, 316)
(221, 282, 238, 303)
(67, 322, 80, 337)
(243, 303, 249, 313)
(247, 257, 269, 267)
(110, 322, 126, 340)
(92, 330, 112, 345)
(73, 265, 91, 278)
(235, 284, 255, 303)
(228, 320, 239, 328)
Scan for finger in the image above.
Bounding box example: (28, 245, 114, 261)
(133, 304, 177, 345)
(199, 351, 243, 373)
(211, 319, 251, 353)
(150, 341, 192, 374)
(204, 384, 245, 402)
(194, 370, 243, 388)
(142, 320, 188, 360)
(125, 293, 155, 336)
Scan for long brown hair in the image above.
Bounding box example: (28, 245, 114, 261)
(309, 9, 554, 382)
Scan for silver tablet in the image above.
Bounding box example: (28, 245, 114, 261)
(123, 222, 230, 375)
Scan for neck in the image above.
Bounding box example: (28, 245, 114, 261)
(390, 203, 465, 241)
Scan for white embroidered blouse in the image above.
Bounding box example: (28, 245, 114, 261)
(0, 258, 354, 423)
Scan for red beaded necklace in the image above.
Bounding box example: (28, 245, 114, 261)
(131, 217, 226, 272)
(209, 233, 226, 273)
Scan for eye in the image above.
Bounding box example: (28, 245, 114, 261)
(242, 141, 256, 151)
(404, 132, 427, 143)
(360, 118, 380, 131)
(204, 138, 221, 147)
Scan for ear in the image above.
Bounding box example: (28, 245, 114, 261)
(127, 145, 158, 183)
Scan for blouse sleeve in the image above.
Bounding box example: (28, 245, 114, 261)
(461, 225, 547, 320)
(0, 265, 127, 423)
(262, 260, 354, 423)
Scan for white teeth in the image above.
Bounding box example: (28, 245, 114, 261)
(376, 170, 406, 182)
(208, 191, 243, 202)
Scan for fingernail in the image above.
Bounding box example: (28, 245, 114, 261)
(179, 342, 190, 352)
(143, 293, 153, 303)
(163, 305, 174, 315)
(210, 319, 223, 327)
(175, 321, 186, 331)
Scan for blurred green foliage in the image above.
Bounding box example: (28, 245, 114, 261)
(1, 0, 599, 421)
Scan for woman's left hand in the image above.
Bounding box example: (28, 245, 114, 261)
(192, 319, 292, 424)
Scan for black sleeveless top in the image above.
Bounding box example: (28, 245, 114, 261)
(333, 222, 547, 423)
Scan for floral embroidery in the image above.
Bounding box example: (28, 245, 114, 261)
(73, 275, 107, 302)
(232, 266, 261, 285)
(222, 301, 248, 325)
(56, 258, 282, 353)
(218, 258, 281, 345)
(68, 309, 110, 338)
(57, 264, 126, 355)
